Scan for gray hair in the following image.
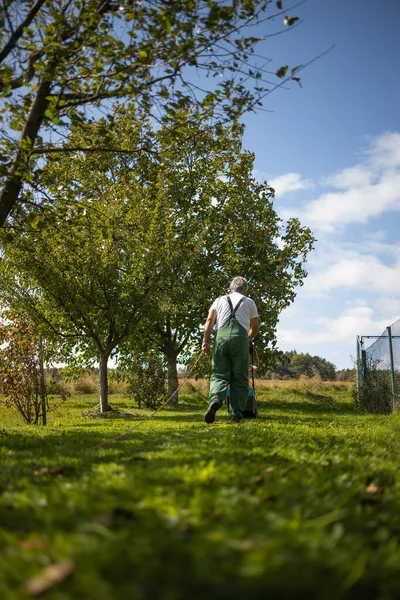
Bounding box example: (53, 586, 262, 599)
(230, 276, 248, 294)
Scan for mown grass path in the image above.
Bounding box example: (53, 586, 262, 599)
(1, 384, 400, 599)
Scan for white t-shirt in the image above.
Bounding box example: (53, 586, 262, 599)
(210, 292, 259, 332)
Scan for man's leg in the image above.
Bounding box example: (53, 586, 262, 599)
(229, 327, 249, 422)
(205, 327, 230, 423)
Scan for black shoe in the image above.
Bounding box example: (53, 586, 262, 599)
(204, 397, 222, 424)
(229, 415, 244, 423)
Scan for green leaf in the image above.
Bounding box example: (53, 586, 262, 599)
(276, 65, 288, 79)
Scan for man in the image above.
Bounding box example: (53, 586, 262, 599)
(202, 276, 259, 423)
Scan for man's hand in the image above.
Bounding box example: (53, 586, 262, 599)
(202, 340, 211, 355)
(248, 317, 260, 339)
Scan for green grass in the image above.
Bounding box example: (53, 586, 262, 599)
(1, 384, 400, 599)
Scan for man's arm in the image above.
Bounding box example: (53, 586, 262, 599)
(248, 317, 259, 339)
(202, 309, 216, 355)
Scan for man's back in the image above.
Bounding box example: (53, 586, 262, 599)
(211, 292, 258, 332)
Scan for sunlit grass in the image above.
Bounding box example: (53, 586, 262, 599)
(1, 383, 400, 599)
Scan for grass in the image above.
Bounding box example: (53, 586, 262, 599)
(1, 381, 400, 599)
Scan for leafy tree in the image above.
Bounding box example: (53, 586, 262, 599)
(313, 355, 336, 381)
(0, 106, 315, 409)
(0, 111, 170, 412)
(289, 352, 336, 380)
(336, 368, 356, 382)
(0, 0, 304, 226)
(115, 113, 315, 402)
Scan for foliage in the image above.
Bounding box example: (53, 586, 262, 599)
(74, 374, 99, 396)
(336, 368, 356, 382)
(290, 352, 336, 380)
(0, 107, 315, 410)
(2, 385, 400, 597)
(45, 372, 72, 401)
(0, 108, 173, 412)
(355, 357, 393, 414)
(123, 350, 167, 409)
(267, 350, 337, 380)
(120, 111, 315, 389)
(0, 0, 304, 225)
(0, 310, 65, 423)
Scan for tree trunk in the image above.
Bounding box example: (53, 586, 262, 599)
(0, 75, 52, 226)
(166, 347, 179, 405)
(99, 351, 110, 412)
(38, 334, 47, 425)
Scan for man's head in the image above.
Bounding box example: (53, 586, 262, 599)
(230, 276, 248, 294)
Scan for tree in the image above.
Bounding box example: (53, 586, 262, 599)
(0, 111, 171, 412)
(336, 368, 356, 382)
(0, 0, 305, 226)
(289, 352, 336, 380)
(118, 114, 315, 400)
(0, 106, 315, 409)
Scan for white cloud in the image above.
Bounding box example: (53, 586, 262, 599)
(278, 132, 400, 231)
(269, 172, 312, 197)
(278, 306, 390, 347)
(367, 132, 400, 170)
(364, 230, 387, 242)
(375, 297, 400, 315)
(264, 133, 400, 367)
(286, 171, 400, 232)
(305, 252, 400, 297)
(326, 165, 375, 189)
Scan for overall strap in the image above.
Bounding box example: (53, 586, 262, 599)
(226, 295, 245, 321)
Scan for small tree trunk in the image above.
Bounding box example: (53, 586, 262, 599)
(38, 334, 47, 425)
(99, 351, 110, 412)
(166, 348, 179, 405)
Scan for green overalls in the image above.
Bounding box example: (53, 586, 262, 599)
(209, 296, 249, 421)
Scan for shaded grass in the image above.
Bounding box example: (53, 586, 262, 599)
(1, 385, 400, 598)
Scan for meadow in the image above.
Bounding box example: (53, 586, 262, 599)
(1, 379, 400, 599)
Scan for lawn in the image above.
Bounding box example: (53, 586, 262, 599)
(1, 381, 400, 599)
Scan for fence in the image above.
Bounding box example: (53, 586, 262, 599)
(356, 318, 400, 412)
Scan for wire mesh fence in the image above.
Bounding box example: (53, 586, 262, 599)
(356, 318, 400, 413)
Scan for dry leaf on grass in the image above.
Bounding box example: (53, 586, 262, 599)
(25, 559, 75, 596)
(20, 539, 48, 551)
(365, 482, 383, 495)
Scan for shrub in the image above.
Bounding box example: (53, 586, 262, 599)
(45, 375, 72, 401)
(355, 360, 393, 414)
(74, 374, 99, 395)
(124, 352, 167, 410)
(0, 312, 67, 424)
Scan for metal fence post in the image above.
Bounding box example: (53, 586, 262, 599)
(387, 326, 396, 410)
(361, 348, 368, 386)
(356, 336, 361, 397)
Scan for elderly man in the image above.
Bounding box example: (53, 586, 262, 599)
(202, 276, 259, 423)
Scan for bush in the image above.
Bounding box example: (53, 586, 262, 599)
(124, 352, 167, 410)
(355, 359, 393, 414)
(0, 313, 68, 423)
(45, 375, 72, 401)
(74, 374, 99, 395)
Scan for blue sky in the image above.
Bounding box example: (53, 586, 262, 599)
(239, 0, 400, 369)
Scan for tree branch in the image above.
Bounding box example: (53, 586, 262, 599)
(28, 145, 159, 157)
(0, 0, 47, 65)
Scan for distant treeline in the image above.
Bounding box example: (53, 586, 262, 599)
(266, 351, 355, 382)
